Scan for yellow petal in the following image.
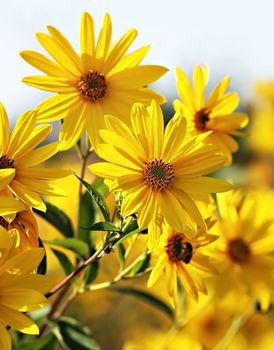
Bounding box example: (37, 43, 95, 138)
(35, 93, 79, 122)
(0, 102, 9, 154)
(80, 12, 95, 59)
(96, 144, 142, 170)
(59, 103, 86, 151)
(0, 305, 39, 334)
(103, 29, 137, 73)
(12, 124, 52, 160)
(206, 76, 230, 109)
(193, 65, 206, 110)
(0, 323, 11, 350)
(0, 169, 15, 191)
(9, 180, 46, 211)
(147, 254, 167, 288)
(110, 45, 150, 75)
(210, 92, 239, 116)
(17, 142, 60, 167)
(0, 196, 25, 216)
(162, 114, 187, 162)
(89, 163, 133, 179)
(22, 75, 76, 93)
(8, 110, 36, 157)
(174, 177, 233, 193)
(175, 67, 195, 112)
(108, 65, 168, 89)
(20, 50, 72, 78)
(96, 13, 112, 63)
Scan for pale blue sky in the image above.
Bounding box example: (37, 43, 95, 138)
(0, 0, 273, 119)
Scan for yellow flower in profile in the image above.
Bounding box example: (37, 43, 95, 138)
(174, 65, 249, 164)
(0, 206, 38, 252)
(0, 103, 71, 212)
(20, 12, 168, 150)
(0, 227, 52, 350)
(147, 219, 218, 303)
(89, 100, 232, 243)
(212, 190, 274, 310)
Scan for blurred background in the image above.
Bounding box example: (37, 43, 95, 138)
(1, 0, 274, 117)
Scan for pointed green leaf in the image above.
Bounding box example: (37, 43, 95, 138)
(34, 201, 74, 238)
(83, 221, 121, 232)
(54, 316, 101, 350)
(75, 175, 110, 221)
(51, 248, 74, 276)
(46, 238, 89, 259)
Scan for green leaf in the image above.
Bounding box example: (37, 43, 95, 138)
(117, 243, 126, 266)
(130, 251, 151, 276)
(46, 238, 89, 259)
(75, 175, 110, 222)
(53, 316, 101, 350)
(84, 259, 99, 285)
(51, 248, 74, 276)
(123, 219, 139, 234)
(13, 333, 56, 350)
(37, 238, 47, 275)
(34, 201, 74, 238)
(78, 191, 98, 244)
(83, 221, 121, 232)
(112, 287, 174, 321)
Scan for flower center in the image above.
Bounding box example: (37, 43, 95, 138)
(165, 233, 193, 263)
(194, 108, 210, 131)
(78, 71, 107, 102)
(0, 155, 14, 169)
(143, 159, 174, 191)
(227, 238, 250, 264)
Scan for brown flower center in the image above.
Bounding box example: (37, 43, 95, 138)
(165, 233, 193, 263)
(0, 155, 14, 169)
(143, 159, 174, 191)
(78, 71, 107, 102)
(194, 108, 210, 131)
(227, 238, 250, 264)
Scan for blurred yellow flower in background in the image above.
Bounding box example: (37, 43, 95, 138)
(212, 190, 274, 310)
(20, 12, 168, 150)
(0, 227, 52, 350)
(0, 102, 71, 212)
(89, 100, 232, 246)
(174, 65, 249, 165)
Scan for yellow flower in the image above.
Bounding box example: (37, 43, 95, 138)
(212, 190, 274, 310)
(249, 81, 274, 154)
(0, 227, 52, 350)
(0, 102, 71, 212)
(174, 65, 249, 165)
(0, 206, 38, 252)
(20, 12, 168, 150)
(89, 100, 232, 245)
(147, 219, 218, 303)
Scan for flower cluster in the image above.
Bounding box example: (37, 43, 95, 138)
(1, 9, 273, 350)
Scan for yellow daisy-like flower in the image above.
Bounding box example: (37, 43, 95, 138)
(89, 100, 232, 245)
(0, 227, 52, 350)
(147, 219, 218, 303)
(20, 12, 168, 150)
(0, 103, 71, 212)
(212, 190, 274, 310)
(174, 65, 249, 165)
